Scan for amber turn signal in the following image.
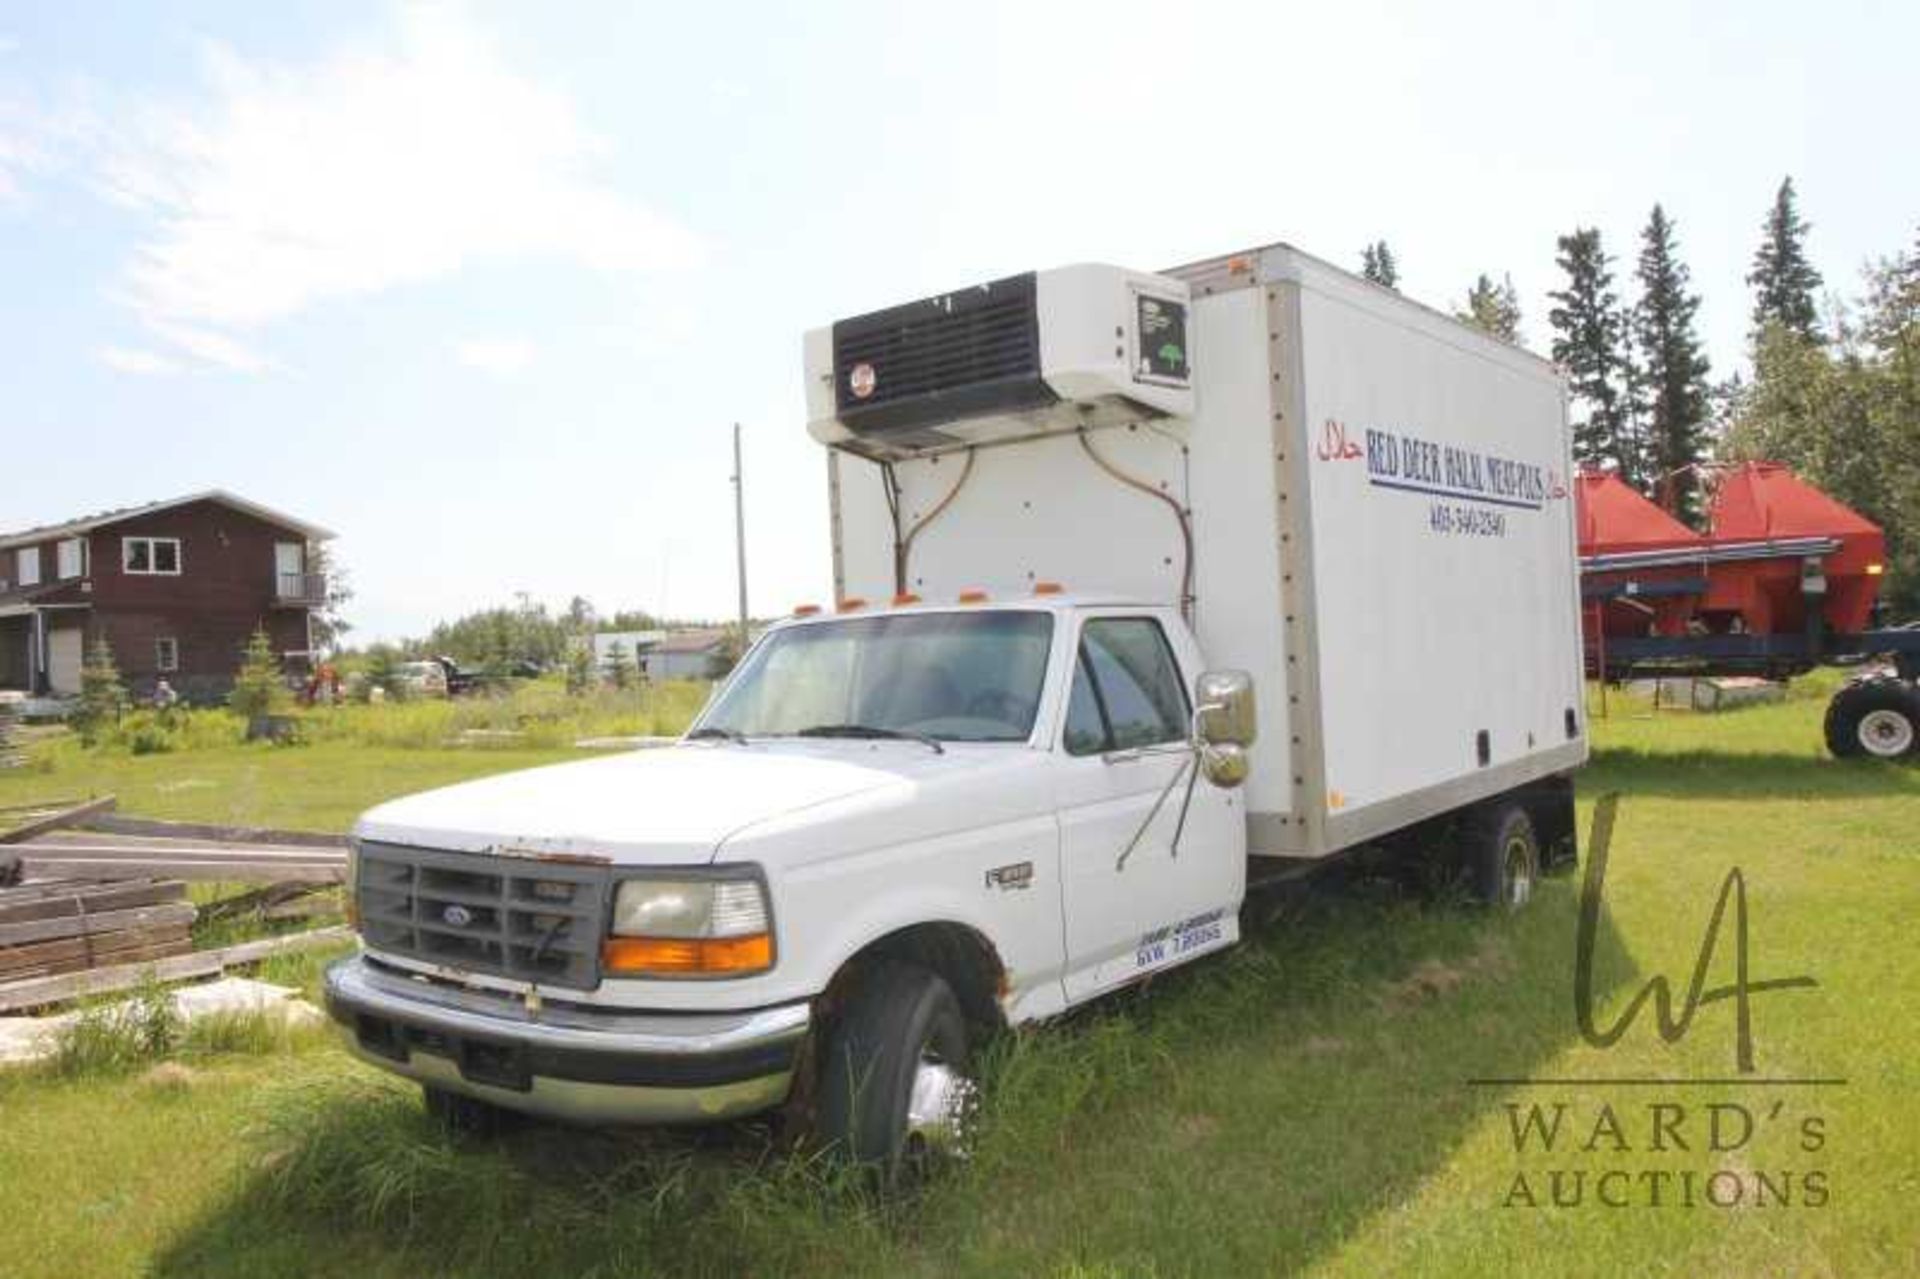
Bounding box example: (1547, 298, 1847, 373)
(603, 933, 773, 976)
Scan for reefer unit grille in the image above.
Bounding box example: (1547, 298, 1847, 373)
(832, 272, 1055, 436)
(356, 842, 609, 990)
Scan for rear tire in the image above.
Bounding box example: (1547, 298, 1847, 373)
(1460, 800, 1539, 911)
(815, 960, 973, 1187)
(1824, 679, 1920, 761)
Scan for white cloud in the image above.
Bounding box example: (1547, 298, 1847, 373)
(96, 3, 702, 367)
(453, 337, 535, 376)
(98, 346, 181, 376)
(148, 321, 277, 373)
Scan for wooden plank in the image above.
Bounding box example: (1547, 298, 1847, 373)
(199, 881, 327, 923)
(20, 840, 346, 861)
(0, 937, 196, 984)
(0, 796, 117, 846)
(0, 925, 193, 980)
(0, 902, 197, 948)
(0, 797, 82, 815)
(0, 926, 352, 1012)
(16, 859, 344, 884)
(80, 814, 350, 849)
(0, 880, 184, 927)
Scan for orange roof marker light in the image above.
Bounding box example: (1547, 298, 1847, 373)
(957, 588, 991, 604)
(891, 592, 922, 606)
(1032, 581, 1065, 596)
(836, 597, 868, 613)
(792, 603, 822, 617)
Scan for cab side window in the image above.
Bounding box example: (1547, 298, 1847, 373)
(1062, 618, 1189, 756)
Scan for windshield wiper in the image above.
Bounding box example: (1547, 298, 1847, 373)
(687, 725, 749, 745)
(795, 724, 944, 754)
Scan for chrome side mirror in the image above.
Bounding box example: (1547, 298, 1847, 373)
(1193, 670, 1256, 747)
(1200, 741, 1249, 789)
(1191, 670, 1255, 790)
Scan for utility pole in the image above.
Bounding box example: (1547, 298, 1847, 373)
(731, 423, 749, 648)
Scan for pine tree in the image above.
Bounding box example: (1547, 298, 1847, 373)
(1361, 241, 1400, 290)
(1748, 177, 1824, 343)
(73, 636, 127, 746)
(1633, 205, 1713, 522)
(565, 639, 596, 696)
(229, 628, 289, 720)
(1548, 228, 1635, 483)
(603, 640, 635, 691)
(1457, 273, 1523, 344)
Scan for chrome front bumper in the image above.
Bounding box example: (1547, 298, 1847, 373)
(323, 954, 810, 1125)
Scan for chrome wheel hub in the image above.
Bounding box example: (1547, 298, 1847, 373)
(1859, 709, 1915, 758)
(904, 1054, 974, 1157)
(1504, 836, 1535, 909)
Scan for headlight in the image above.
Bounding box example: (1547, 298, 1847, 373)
(604, 874, 773, 977)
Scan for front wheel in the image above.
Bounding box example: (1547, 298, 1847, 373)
(815, 960, 974, 1186)
(1825, 679, 1920, 760)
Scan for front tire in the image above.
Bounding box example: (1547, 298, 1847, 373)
(1460, 800, 1539, 911)
(815, 960, 973, 1186)
(1825, 679, 1920, 760)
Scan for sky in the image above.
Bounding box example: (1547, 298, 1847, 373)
(2, 0, 1915, 643)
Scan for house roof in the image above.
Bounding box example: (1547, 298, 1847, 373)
(0, 489, 336, 551)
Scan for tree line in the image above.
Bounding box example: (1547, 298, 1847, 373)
(1360, 181, 1920, 614)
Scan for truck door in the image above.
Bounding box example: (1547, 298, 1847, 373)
(1054, 614, 1241, 1004)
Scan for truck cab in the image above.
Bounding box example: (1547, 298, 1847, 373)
(327, 595, 1255, 1169)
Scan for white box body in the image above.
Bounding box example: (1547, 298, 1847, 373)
(819, 242, 1587, 858)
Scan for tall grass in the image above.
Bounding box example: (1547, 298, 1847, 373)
(296, 679, 712, 751)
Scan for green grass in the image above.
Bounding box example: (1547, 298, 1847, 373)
(0, 676, 1915, 1277)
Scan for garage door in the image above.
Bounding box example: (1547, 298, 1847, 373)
(48, 626, 83, 695)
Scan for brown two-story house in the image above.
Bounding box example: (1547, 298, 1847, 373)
(0, 491, 335, 702)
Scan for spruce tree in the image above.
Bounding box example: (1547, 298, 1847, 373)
(1457, 273, 1523, 344)
(1361, 241, 1400, 290)
(229, 628, 289, 720)
(73, 636, 127, 747)
(1633, 204, 1713, 522)
(603, 641, 635, 691)
(1548, 228, 1634, 482)
(1748, 177, 1824, 343)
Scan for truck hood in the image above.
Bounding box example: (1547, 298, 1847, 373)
(351, 742, 999, 864)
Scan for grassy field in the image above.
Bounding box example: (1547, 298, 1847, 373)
(1, 674, 1915, 1278)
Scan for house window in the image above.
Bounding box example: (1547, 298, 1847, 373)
(155, 638, 179, 672)
(14, 547, 39, 588)
(56, 538, 88, 580)
(123, 537, 182, 575)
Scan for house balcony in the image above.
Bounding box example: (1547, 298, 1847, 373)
(273, 573, 328, 607)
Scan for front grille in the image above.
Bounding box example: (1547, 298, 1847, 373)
(832, 271, 1055, 436)
(356, 842, 609, 990)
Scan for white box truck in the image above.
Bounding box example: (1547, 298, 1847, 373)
(325, 241, 1587, 1179)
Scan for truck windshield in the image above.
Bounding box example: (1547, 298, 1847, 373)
(696, 611, 1054, 743)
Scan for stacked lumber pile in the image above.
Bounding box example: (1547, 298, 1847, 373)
(0, 796, 353, 1014)
(0, 878, 196, 984)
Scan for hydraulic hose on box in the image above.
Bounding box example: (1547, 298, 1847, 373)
(1078, 428, 1195, 623)
(883, 447, 977, 597)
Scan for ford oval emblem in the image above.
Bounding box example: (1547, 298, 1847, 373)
(441, 904, 474, 928)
